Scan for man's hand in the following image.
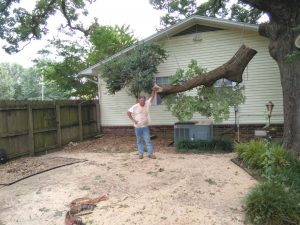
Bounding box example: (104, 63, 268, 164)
(152, 84, 162, 92)
(128, 111, 138, 124)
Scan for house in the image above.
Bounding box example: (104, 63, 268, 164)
(80, 16, 283, 140)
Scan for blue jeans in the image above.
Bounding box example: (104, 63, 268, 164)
(134, 126, 153, 156)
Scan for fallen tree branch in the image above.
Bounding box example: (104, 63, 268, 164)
(154, 44, 257, 94)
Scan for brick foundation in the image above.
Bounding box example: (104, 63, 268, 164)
(101, 125, 174, 138)
(213, 124, 283, 141)
(101, 124, 283, 141)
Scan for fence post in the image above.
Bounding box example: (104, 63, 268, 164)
(78, 103, 83, 141)
(56, 104, 62, 147)
(96, 103, 102, 134)
(28, 104, 34, 156)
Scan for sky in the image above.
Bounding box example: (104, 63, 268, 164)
(0, 0, 164, 68)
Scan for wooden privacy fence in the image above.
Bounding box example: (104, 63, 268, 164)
(0, 100, 101, 159)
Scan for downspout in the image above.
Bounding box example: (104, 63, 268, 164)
(97, 72, 102, 134)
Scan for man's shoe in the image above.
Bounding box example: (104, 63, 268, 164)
(139, 155, 143, 159)
(148, 155, 156, 159)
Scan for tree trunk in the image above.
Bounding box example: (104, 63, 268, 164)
(259, 21, 300, 155)
(155, 44, 257, 94)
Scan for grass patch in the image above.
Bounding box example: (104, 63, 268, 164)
(53, 210, 63, 217)
(79, 185, 91, 191)
(158, 168, 165, 172)
(205, 178, 217, 185)
(39, 207, 49, 213)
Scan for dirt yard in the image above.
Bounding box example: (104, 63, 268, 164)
(0, 135, 257, 225)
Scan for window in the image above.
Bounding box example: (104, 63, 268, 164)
(214, 78, 235, 87)
(155, 76, 170, 105)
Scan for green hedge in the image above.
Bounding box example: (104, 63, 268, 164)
(176, 139, 233, 153)
(235, 140, 300, 225)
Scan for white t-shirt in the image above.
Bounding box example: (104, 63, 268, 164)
(128, 99, 151, 128)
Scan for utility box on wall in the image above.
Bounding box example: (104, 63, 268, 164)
(174, 121, 213, 144)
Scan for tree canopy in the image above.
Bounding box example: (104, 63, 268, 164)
(34, 24, 136, 98)
(0, 0, 95, 53)
(163, 60, 245, 122)
(101, 42, 168, 99)
(150, 0, 263, 27)
(0, 62, 67, 100)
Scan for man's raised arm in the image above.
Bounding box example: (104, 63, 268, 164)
(148, 85, 159, 102)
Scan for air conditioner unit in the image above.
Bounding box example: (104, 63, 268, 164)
(174, 120, 213, 144)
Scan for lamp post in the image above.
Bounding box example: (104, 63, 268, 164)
(266, 101, 274, 125)
(234, 104, 239, 142)
(234, 104, 239, 131)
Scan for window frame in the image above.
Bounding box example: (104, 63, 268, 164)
(154, 76, 170, 105)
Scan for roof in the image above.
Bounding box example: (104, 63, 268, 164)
(79, 15, 259, 76)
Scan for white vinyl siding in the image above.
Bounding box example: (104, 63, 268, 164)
(99, 26, 283, 126)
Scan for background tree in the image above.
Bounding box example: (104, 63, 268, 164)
(150, 0, 263, 27)
(0, 0, 95, 53)
(0, 63, 15, 99)
(151, 0, 300, 155)
(0, 62, 67, 100)
(101, 42, 167, 99)
(34, 39, 92, 98)
(34, 24, 136, 98)
(88, 24, 136, 64)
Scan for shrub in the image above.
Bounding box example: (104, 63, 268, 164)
(235, 140, 267, 170)
(280, 155, 300, 192)
(262, 144, 290, 181)
(176, 138, 233, 153)
(235, 140, 290, 174)
(245, 181, 300, 225)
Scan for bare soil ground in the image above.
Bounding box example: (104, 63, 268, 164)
(0, 135, 257, 225)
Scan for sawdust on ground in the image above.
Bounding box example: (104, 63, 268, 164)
(0, 135, 257, 225)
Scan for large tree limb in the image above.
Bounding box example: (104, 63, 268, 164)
(155, 44, 257, 94)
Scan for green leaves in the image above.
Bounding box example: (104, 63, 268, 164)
(0, 0, 94, 53)
(101, 42, 168, 99)
(150, 0, 263, 27)
(0, 62, 67, 100)
(88, 24, 136, 64)
(164, 59, 245, 122)
(31, 23, 135, 99)
(0, 63, 16, 99)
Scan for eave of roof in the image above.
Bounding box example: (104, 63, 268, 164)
(79, 15, 259, 76)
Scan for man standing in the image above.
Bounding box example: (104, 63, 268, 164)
(127, 88, 157, 159)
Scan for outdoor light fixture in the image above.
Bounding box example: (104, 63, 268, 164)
(234, 104, 239, 113)
(266, 101, 274, 125)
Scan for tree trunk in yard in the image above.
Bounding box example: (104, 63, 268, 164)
(259, 21, 300, 155)
(242, 0, 300, 155)
(155, 44, 257, 94)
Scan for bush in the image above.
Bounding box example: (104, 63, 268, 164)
(262, 144, 290, 181)
(176, 138, 233, 153)
(236, 140, 300, 225)
(245, 181, 300, 225)
(234, 140, 290, 174)
(235, 140, 267, 170)
(280, 155, 300, 192)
